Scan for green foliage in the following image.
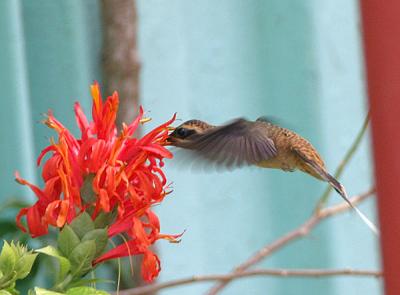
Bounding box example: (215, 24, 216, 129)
(0, 210, 112, 294)
(30, 287, 110, 295)
(81, 230, 108, 258)
(69, 213, 94, 240)
(65, 287, 110, 295)
(0, 241, 38, 294)
(35, 212, 111, 293)
(93, 212, 116, 229)
(35, 246, 71, 285)
(80, 174, 97, 204)
(0, 222, 20, 241)
(30, 288, 64, 295)
(69, 241, 96, 278)
(57, 226, 80, 258)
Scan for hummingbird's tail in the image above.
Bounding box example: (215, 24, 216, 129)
(325, 173, 379, 235)
(293, 148, 378, 235)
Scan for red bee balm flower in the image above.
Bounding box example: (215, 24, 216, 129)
(16, 83, 180, 281)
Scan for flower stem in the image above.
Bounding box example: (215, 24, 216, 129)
(53, 274, 73, 292)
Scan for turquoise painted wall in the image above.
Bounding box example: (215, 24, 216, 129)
(0, 1, 381, 294)
(0, 0, 102, 289)
(137, 1, 381, 294)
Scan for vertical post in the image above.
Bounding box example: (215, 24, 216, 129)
(101, 0, 140, 128)
(360, 1, 400, 294)
(101, 0, 145, 291)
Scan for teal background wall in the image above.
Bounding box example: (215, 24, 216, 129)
(0, 1, 381, 294)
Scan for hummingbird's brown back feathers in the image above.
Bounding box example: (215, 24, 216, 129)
(254, 121, 326, 177)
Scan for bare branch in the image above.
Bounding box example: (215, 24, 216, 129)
(114, 268, 380, 295)
(113, 188, 377, 295)
(206, 188, 376, 295)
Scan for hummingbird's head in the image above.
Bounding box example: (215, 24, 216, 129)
(167, 119, 213, 146)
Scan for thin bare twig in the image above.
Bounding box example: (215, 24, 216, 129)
(114, 267, 380, 295)
(315, 112, 370, 211)
(113, 188, 376, 295)
(206, 188, 376, 295)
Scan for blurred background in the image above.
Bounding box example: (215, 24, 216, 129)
(0, 0, 381, 294)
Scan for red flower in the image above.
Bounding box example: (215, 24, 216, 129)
(16, 83, 179, 281)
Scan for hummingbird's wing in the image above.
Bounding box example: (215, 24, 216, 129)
(181, 118, 278, 168)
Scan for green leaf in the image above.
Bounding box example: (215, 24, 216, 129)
(69, 213, 94, 239)
(0, 242, 16, 276)
(3, 286, 18, 295)
(0, 221, 19, 237)
(0, 290, 13, 295)
(66, 287, 110, 295)
(58, 225, 80, 257)
(0, 242, 36, 288)
(36, 246, 71, 282)
(0, 272, 17, 290)
(69, 241, 95, 278)
(80, 174, 96, 204)
(67, 278, 114, 288)
(14, 252, 38, 279)
(81, 229, 108, 258)
(93, 211, 116, 229)
(32, 287, 64, 295)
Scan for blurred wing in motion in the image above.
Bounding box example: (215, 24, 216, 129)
(177, 118, 278, 169)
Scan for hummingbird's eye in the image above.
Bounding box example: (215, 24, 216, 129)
(176, 127, 189, 138)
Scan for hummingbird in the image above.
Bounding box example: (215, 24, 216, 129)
(166, 117, 378, 234)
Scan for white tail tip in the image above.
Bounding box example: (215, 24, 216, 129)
(353, 206, 379, 235)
